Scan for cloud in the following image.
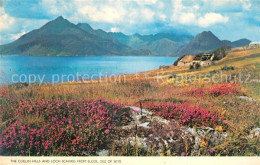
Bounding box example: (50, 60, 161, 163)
(171, 0, 199, 25)
(141, 8, 155, 22)
(2, 0, 49, 19)
(78, 5, 126, 23)
(9, 31, 27, 40)
(240, 0, 252, 10)
(40, 0, 82, 24)
(128, 8, 155, 24)
(40, 0, 168, 25)
(75, 0, 157, 24)
(171, 0, 228, 27)
(0, 7, 15, 32)
(41, 0, 75, 16)
(179, 13, 196, 25)
(202, 0, 252, 10)
(157, 2, 164, 9)
(202, 0, 237, 6)
(110, 27, 120, 32)
(73, 0, 129, 24)
(135, 0, 158, 5)
(0, 0, 259, 43)
(198, 13, 229, 27)
(158, 14, 167, 21)
(0, 6, 48, 44)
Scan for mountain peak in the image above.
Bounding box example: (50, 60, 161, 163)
(52, 16, 70, 24)
(194, 31, 220, 42)
(56, 16, 64, 20)
(178, 31, 225, 55)
(37, 16, 77, 35)
(41, 16, 69, 27)
(52, 16, 67, 23)
(199, 31, 215, 37)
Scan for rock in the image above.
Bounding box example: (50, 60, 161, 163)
(238, 96, 258, 102)
(139, 116, 148, 123)
(187, 127, 228, 155)
(122, 106, 230, 156)
(186, 127, 198, 136)
(248, 128, 260, 138)
(151, 116, 169, 124)
(96, 149, 109, 156)
(126, 106, 169, 126)
(138, 122, 150, 128)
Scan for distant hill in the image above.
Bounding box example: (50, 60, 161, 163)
(109, 32, 193, 56)
(178, 31, 226, 55)
(0, 16, 149, 56)
(222, 39, 251, 47)
(108, 32, 129, 44)
(77, 24, 194, 56)
(145, 39, 184, 56)
(222, 40, 232, 47)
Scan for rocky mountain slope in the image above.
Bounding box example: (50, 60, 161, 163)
(0, 17, 147, 56)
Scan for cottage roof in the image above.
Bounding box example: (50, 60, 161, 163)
(194, 53, 213, 61)
(249, 42, 260, 44)
(179, 55, 194, 63)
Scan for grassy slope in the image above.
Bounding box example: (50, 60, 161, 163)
(145, 48, 260, 100)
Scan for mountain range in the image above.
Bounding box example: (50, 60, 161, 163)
(222, 39, 251, 48)
(0, 16, 251, 56)
(178, 31, 251, 55)
(109, 33, 193, 56)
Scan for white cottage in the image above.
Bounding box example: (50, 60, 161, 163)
(249, 42, 260, 49)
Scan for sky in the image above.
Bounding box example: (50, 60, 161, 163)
(0, 0, 260, 45)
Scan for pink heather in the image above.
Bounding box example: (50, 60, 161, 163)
(104, 129, 110, 134)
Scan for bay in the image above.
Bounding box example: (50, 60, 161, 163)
(0, 55, 177, 85)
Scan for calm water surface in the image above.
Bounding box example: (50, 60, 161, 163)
(0, 55, 177, 84)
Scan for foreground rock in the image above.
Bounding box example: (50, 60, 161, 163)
(105, 106, 228, 156)
(97, 106, 258, 156)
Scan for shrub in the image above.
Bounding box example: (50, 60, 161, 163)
(212, 46, 231, 61)
(141, 102, 222, 127)
(221, 65, 235, 71)
(0, 99, 132, 156)
(159, 65, 170, 69)
(195, 63, 201, 69)
(188, 83, 241, 97)
(189, 63, 201, 70)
